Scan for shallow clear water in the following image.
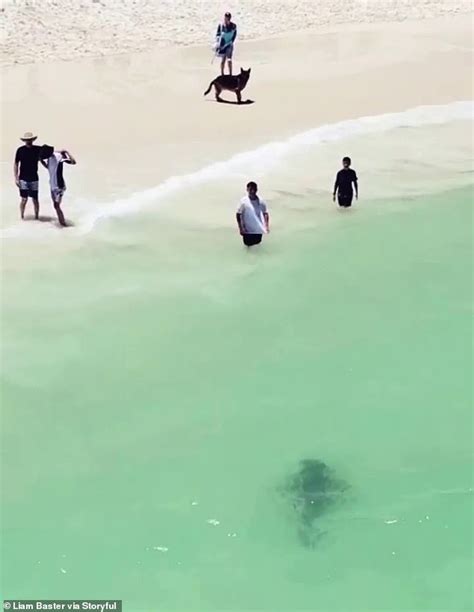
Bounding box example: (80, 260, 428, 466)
(1, 116, 473, 610)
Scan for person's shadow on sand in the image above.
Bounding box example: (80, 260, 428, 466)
(23, 214, 55, 222)
(23, 214, 74, 227)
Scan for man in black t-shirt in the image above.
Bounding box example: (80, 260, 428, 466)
(14, 131, 41, 220)
(333, 156, 358, 208)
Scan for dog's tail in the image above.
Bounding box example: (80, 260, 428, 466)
(203, 79, 215, 96)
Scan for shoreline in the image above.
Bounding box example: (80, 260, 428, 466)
(1, 106, 471, 247)
(1, 14, 472, 232)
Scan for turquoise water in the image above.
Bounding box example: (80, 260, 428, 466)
(1, 117, 473, 610)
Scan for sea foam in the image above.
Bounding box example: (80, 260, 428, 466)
(78, 101, 473, 232)
(2, 101, 472, 240)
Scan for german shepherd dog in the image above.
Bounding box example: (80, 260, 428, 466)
(204, 68, 251, 104)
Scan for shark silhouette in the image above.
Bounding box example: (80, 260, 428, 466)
(282, 459, 349, 547)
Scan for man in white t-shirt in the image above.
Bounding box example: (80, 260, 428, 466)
(236, 181, 270, 247)
(40, 144, 76, 227)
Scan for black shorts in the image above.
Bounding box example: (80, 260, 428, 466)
(338, 192, 353, 207)
(242, 234, 262, 246)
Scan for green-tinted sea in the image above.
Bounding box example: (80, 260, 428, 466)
(1, 117, 473, 611)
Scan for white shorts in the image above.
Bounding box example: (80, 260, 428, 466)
(51, 188, 66, 202)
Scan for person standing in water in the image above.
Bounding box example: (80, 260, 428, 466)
(215, 12, 237, 76)
(40, 145, 76, 227)
(14, 132, 42, 220)
(333, 157, 358, 208)
(236, 181, 270, 247)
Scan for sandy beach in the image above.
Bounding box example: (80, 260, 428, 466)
(1, 13, 472, 233)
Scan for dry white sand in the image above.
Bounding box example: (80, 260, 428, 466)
(1, 0, 472, 66)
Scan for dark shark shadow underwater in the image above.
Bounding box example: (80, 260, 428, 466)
(281, 459, 349, 548)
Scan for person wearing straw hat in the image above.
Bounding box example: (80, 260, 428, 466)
(14, 132, 42, 220)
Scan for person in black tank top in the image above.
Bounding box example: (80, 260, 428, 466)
(333, 157, 358, 208)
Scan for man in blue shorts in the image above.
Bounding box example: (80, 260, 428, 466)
(215, 12, 237, 76)
(14, 132, 41, 220)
